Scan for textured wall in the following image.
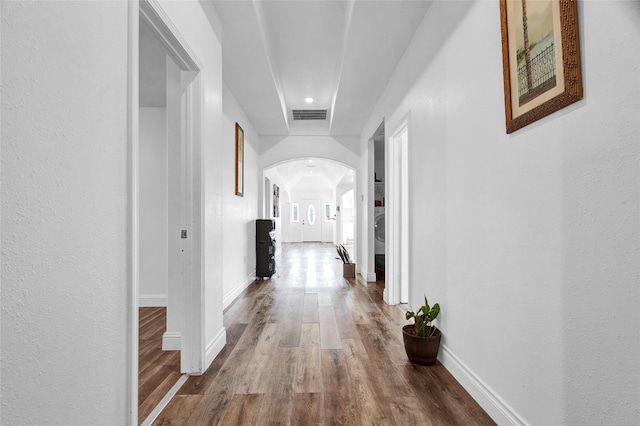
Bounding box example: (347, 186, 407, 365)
(1, 1, 130, 424)
(221, 83, 259, 307)
(361, 1, 639, 424)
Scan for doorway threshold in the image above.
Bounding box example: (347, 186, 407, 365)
(141, 373, 189, 426)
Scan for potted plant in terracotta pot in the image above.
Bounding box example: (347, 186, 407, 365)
(403, 295, 441, 365)
(336, 244, 356, 278)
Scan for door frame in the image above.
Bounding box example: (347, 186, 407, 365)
(385, 113, 411, 305)
(129, 1, 204, 423)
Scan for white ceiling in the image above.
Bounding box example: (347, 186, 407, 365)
(212, 0, 432, 137)
(266, 158, 353, 193)
(140, 1, 431, 191)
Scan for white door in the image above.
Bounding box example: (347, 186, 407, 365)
(301, 199, 321, 242)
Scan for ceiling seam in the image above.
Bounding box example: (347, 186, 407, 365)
(328, 0, 355, 133)
(252, 0, 290, 133)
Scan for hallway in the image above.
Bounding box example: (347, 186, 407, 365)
(151, 243, 494, 425)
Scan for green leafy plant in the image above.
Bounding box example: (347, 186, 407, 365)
(405, 295, 440, 337)
(335, 244, 352, 264)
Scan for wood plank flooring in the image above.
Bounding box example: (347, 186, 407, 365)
(139, 306, 181, 424)
(152, 242, 495, 425)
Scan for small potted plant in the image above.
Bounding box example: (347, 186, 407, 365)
(403, 295, 441, 365)
(336, 244, 356, 278)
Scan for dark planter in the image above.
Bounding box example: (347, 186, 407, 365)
(402, 324, 442, 365)
(343, 263, 356, 278)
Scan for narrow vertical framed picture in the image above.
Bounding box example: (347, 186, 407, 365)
(500, 0, 583, 134)
(235, 123, 244, 197)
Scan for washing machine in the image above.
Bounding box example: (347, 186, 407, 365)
(374, 207, 385, 254)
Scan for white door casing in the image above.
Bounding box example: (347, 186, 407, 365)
(385, 114, 410, 305)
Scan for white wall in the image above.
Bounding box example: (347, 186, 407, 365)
(1, 2, 130, 424)
(222, 83, 259, 308)
(139, 107, 169, 306)
(2, 1, 232, 422)
(259, 135, 360, 171)
(360, 1, 639, 424)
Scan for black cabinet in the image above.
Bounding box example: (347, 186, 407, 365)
(256, 219, 276, 278)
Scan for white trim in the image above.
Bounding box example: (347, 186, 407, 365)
(439, 344, 529, 426)
(360, 266, 377, 282)
(223, 272, 256, 310)
(205, 327, 227, 368)
(140, 374, 189, 426)
(385, 112, 411, 305)
(162, 331, 182, 351)
(139, 0, 203, 70)
(139, 0, 205, 375)
(138, 294, 168, 307)
(127, 1, 140, 424)
(367, 133, 377, 288)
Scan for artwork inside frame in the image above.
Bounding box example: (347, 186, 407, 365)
(273, 184, 280, 218)
(500, 0, 583, 134)
(235, 123, 244, 197)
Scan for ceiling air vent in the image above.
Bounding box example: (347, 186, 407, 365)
(292, 109, 327, 121)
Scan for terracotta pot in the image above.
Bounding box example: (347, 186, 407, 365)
(402, 324, 441, 365)
(343, 263, 356, 278)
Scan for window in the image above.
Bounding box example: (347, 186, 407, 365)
(307, 205, 316, 225)
(324, 203, 332, 221)
(292, 203, 299, 222)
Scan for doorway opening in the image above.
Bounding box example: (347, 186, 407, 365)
(386, 116, 410, 305)
(133, 1, 205, 423)
(373, 122, 386, 282)
(262, 158, 356, 262)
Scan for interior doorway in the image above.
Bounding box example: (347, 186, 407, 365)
(386, 116, 410, 304)
(340, 190, 355, 245)
(373, 123, 386, 282)
(133, 1, 205, 423)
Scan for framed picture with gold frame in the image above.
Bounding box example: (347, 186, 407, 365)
(500, 0, 583, 134)
(235, 123, 244, 197)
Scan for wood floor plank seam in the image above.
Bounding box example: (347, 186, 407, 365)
(144, 243, 495, 426)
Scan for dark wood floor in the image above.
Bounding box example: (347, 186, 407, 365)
(151, 242, 495, 425)
(139, 307, 181, 424)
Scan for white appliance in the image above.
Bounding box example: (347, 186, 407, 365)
(374, 206, 385, 254)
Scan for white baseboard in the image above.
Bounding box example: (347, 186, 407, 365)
(223, 271, 256, 310)
(205, 327, 227, 370)
(359, 266, 377, 282)
(383, 288, 390, 304)
(139, 294, 168, 307)
(439, 344, 528, 426)
(162, 331, 181, 351)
